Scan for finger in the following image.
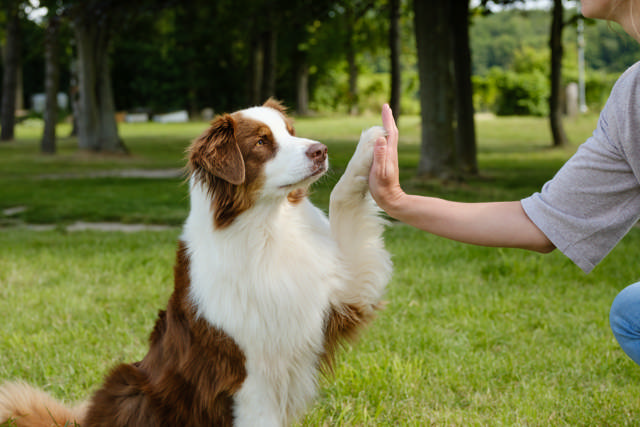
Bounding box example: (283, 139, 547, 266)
(381, 104, 398, 147)
(381, 104, 397, 130)
(372, 136, 388, 178)
(381, 104, 399, 168)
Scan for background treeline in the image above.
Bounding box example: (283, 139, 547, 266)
(4, 3, 640, 119)
(472, 9, 640, 116)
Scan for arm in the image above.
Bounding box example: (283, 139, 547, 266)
(369, 104, 555, 254)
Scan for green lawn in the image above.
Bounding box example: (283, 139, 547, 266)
(1, 114, 639, 425)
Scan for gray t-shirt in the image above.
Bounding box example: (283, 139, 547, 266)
(521, 61, 640, 273)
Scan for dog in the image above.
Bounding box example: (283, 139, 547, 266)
(0, 99, 392, 427)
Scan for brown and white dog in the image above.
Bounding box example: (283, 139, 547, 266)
(0, 99, 392, 427)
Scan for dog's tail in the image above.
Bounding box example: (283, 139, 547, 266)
(0, 382, 87, 427)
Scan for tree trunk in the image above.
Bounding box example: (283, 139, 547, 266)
(1, 4, 21, 142)
(74, 21, 124, 152)
(346, 45, 359, 116)
(550, 0, 568, 147)
(414, 0, 456, 178)
(41, 15, 60, 154)
(295, 55, 310, 116)
(69, 59, 79, 137)
(451, 0, 477, 175)
(186, 60, 199, 119)
(345, 8, 359, 116)
(262, 29, 277, 100)
(249, 33, 264, 105)
(389, 0, 401, 123)
(15, 62, 23, 111)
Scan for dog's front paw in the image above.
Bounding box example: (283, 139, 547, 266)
(332, 126, 387, 203)
(348, 126, 387, 178)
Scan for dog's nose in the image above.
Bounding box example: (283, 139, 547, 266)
(306, 143, 328, 162)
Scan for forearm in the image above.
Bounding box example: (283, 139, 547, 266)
(384, 195, 555, 253)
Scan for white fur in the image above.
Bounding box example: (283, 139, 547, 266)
(182, 108, 391, 427)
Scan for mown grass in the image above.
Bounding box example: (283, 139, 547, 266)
(0, 113, 592, 224)
(1, 114, 639, 425)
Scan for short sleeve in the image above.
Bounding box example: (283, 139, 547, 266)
(521, 62, 640, 273)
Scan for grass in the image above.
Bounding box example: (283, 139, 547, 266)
(0, 114, 591, 224)
(1, 114, 639, 425)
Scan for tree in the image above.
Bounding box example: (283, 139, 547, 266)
(414, 0, 456, 178)
(414, 0, 478, 178)
(64, 0, 172, 152)
(245, 0, 280, 105)
(66, 0, 124, 152)
(342, 0, 377, 116)
(451, 0, 477, 174)
(388, 0, 401, 123)
(293, 34, 311, 115)
(1, 0, 22, 142)
(41, 2, 61, 154)
(549, 0, 568, 147)
(478, 0, 569, 146)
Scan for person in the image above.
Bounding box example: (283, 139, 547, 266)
(368, 0, 640, 365)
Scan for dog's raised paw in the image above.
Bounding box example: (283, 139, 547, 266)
(349, 126, 387, 177)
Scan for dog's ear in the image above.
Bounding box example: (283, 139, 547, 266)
(188, 114, 245, 185)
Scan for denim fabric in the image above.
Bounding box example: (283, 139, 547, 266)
(610, 282, 640, 365)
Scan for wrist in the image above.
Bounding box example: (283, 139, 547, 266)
(378, 189, 407, 219)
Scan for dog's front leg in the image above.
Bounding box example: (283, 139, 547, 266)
(328, 126, 392, 314)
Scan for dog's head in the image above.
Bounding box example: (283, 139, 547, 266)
(188, 99, 328, 228)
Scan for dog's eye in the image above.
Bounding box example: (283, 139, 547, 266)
(256, 139, 265, 146)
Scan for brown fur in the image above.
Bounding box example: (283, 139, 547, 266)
(287, 188, 308, 204)
(83, 242, 247, 426)
(322, 302, 384, 374)
(187, 105, 281, 229)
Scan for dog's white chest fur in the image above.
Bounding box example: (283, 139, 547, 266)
(184, 184, 344, 425)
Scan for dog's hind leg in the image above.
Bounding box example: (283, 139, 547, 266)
(328, 126, 392, 325)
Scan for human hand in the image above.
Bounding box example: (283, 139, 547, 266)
(369, 104, 405, 214)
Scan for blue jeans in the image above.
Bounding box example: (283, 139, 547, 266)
(610, 282, 640, 365)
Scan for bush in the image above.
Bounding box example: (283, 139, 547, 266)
(474, 67, 549, 116)
(494, 69, 550, 116)
(585, 71, 619, 111)
(473, 58, 618, 116)
(472, 46, 550, 117)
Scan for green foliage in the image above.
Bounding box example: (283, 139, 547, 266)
(495, 68, 550, 116)
(470, 9, 551, 75)
(470, 8, 640, 116)
(584, 20, 640, 72)
(584, 71, 621, 110)
(311, 69, 420, 115)
(487, 47, 550, 116)
(8, 1, 640, 119)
